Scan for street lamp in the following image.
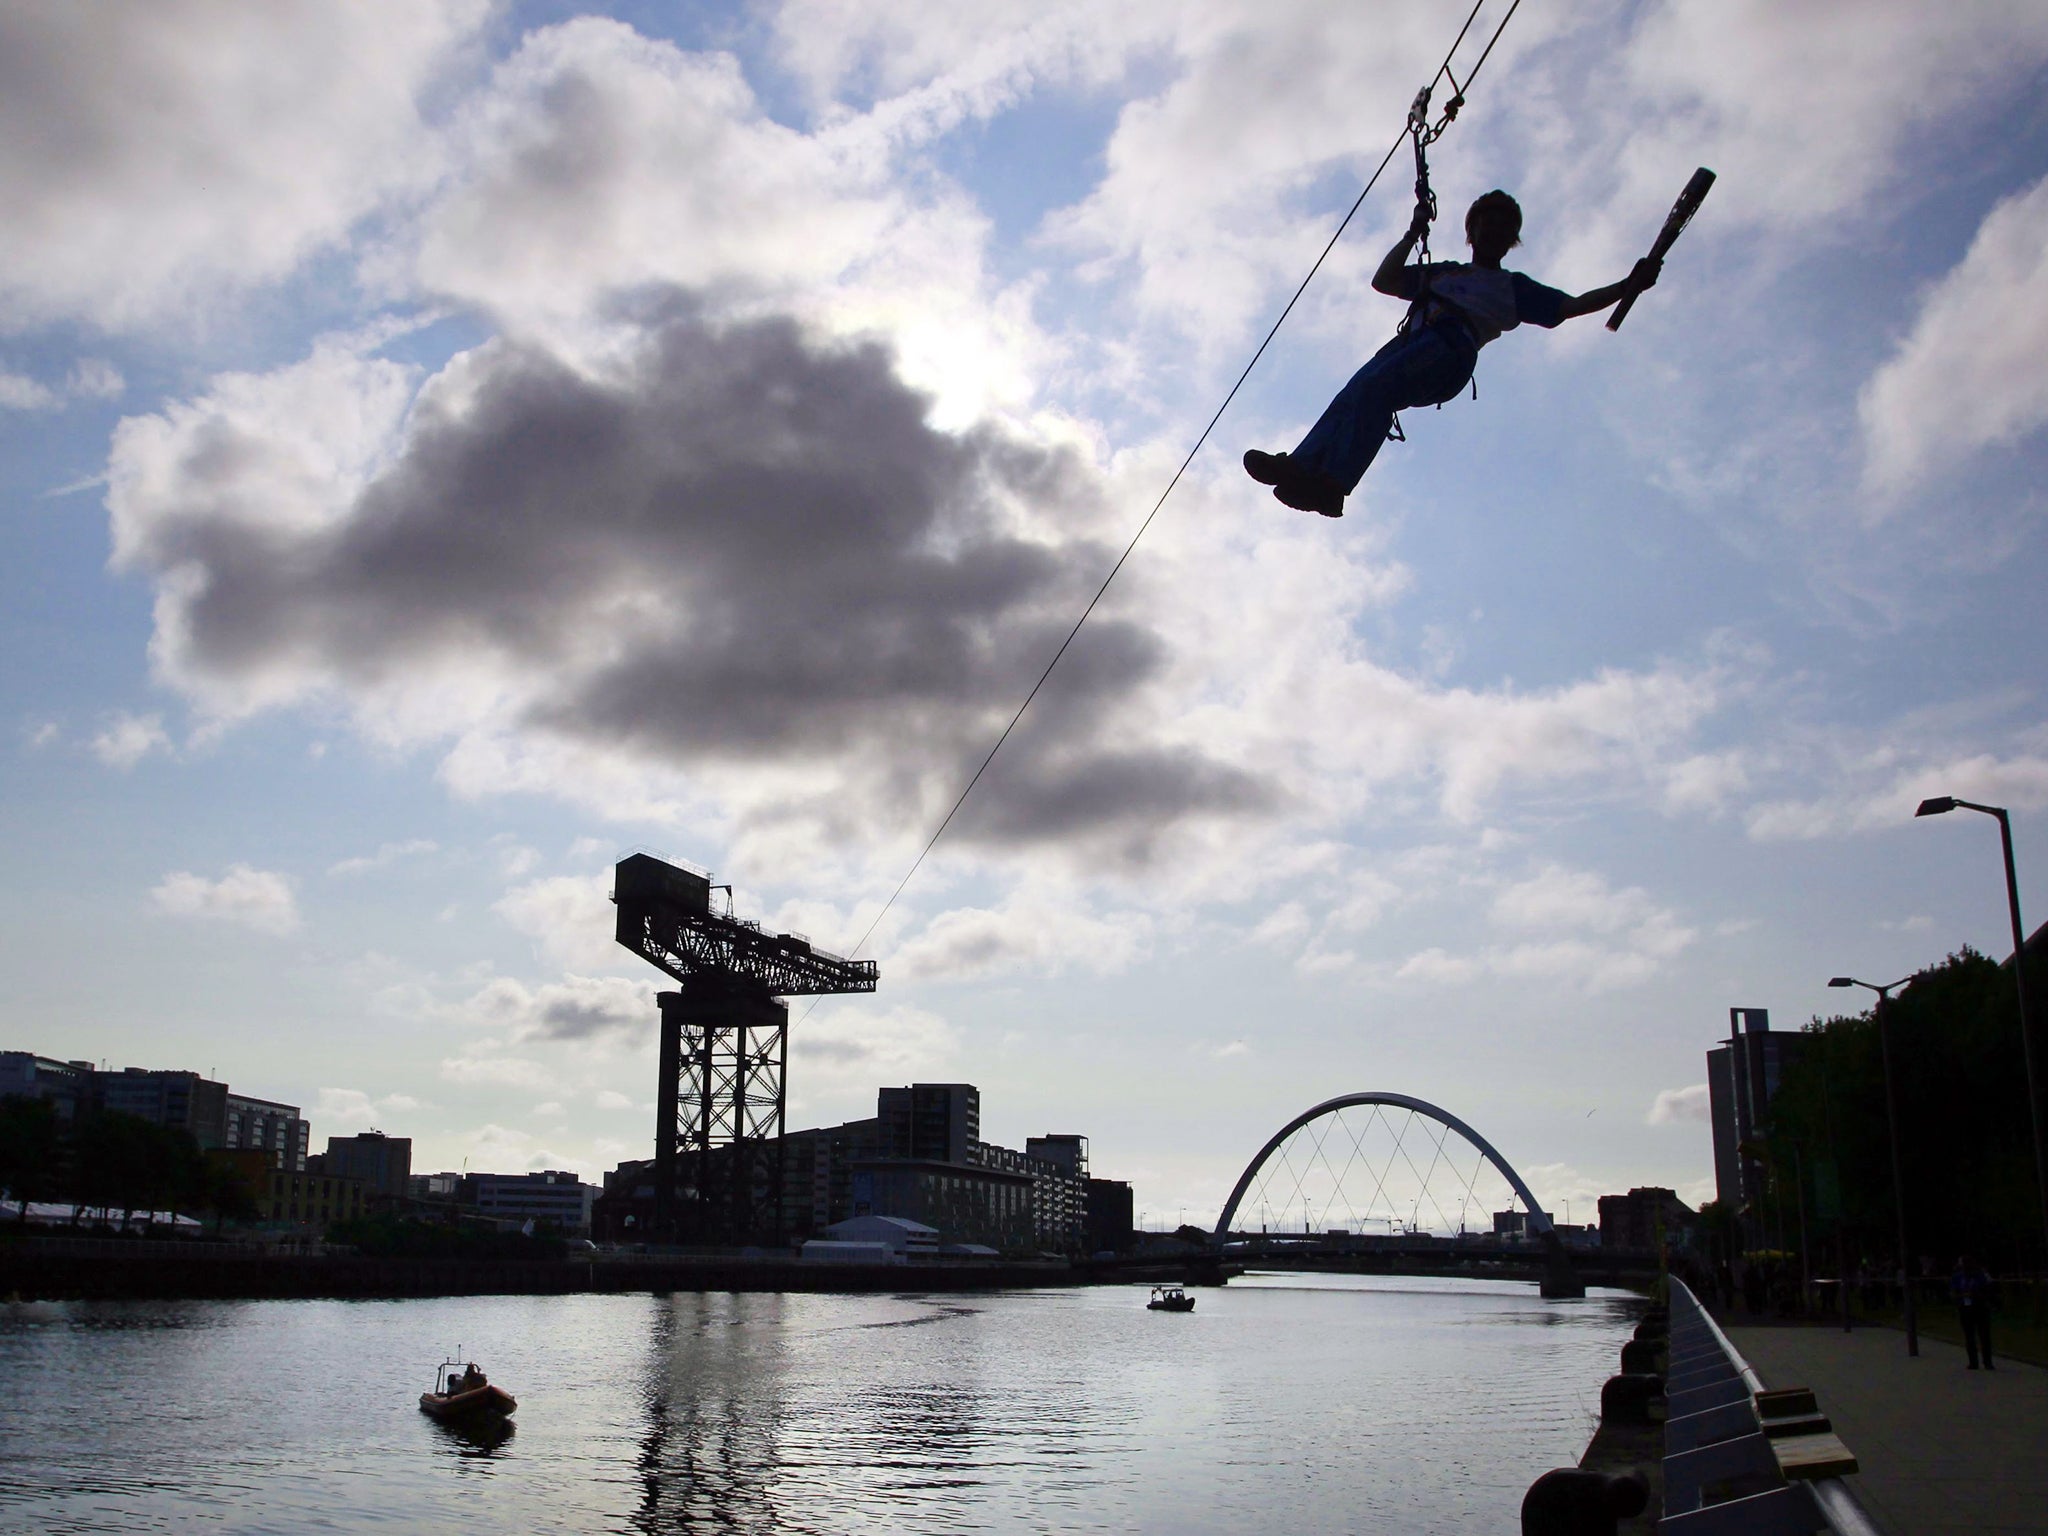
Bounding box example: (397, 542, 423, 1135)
(1916, 795, 2048, 1281)
(1830, 974, 1918, 1355)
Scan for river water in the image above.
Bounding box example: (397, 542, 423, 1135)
(0, 1272, 1641, 1534)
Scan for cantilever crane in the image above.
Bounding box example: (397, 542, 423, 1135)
(614, 853, 878, 1241)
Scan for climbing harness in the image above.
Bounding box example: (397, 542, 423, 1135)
(1389, 78, 1478, 441)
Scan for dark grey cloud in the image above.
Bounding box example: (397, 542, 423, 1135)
(128, 301, 1278, 855)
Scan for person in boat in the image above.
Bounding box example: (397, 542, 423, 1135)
(458, 1364, 485, 1393)
(1244, 190, 1662, 518)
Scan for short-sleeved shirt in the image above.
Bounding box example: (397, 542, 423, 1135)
(1403, 261, 1569, 348)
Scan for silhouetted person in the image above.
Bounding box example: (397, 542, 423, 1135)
(1244, 190, 1661, 518)
(1950, 1255, 1995, 1370)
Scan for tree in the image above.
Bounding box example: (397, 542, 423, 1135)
(1764, 949, 2039, 1273)
(0, 1096, 64, 1222)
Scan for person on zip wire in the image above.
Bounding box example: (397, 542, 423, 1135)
(1244, 191, 1661, 518)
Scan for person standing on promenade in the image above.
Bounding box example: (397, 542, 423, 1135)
(1949, 1255, 1995, 1370)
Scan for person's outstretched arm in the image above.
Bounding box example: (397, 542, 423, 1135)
(1557, 256, 1661, 321)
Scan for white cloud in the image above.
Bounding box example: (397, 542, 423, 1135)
(888, 891, 1151, 983)
(1860, 171, 2048, 496)
(0, 1, 485, 330)
(1391, 866, 1695, 995)
(1745, 751, 2048, 841)
(0, 370, 54, 410)
(494, 874, 623, 973)
(328, 838, 438, 877)
(456, 973, 656, 1043)
(90, 711, 169, 769)
(1647, 1084, 1711, 1126)
(793, 1004, 958, 1086)
(151, 864, 299, 935)
(316, 1086, 430, 1129)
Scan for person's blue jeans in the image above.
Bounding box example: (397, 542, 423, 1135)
(1291, 323, 1477, 492)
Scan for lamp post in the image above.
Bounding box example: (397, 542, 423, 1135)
(1830, 974, 1918, 1355)
(1917, 796, 2048, 1286)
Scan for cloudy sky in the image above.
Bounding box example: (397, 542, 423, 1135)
(6, 0, 2048, 1226)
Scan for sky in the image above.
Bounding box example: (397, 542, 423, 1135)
(5, 0, 2048, 1230)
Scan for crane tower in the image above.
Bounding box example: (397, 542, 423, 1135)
(613, 853, 878, 1241)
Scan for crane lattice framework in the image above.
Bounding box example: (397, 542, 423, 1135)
(613, 853, 878, 1242)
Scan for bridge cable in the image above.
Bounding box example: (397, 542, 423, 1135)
(817, 0, 1527, 979)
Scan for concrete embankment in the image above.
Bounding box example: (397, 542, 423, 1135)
(1, 1242, 1087, 1302)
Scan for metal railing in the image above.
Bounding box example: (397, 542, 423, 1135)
(1662, 1278, 1882, 1535)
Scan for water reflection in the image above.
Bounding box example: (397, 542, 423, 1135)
(634, 1292, 794, 1534)
(428, 1414, 516, 1461)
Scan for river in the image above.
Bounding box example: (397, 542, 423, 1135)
(0, 1272, 1641, 1534)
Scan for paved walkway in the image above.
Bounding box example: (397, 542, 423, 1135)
(1724, 1320, 2048, 1535)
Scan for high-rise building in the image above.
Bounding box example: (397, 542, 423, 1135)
(225, 1093, 309, 1171)
(1706, 1007, 1805, 1228)
(877, 1084, 978, 1164)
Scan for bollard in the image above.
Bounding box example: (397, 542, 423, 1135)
(1520, 1468, 1650, 1535)
(1618, 1337, 1663, 1375)
(1598, 1372, 1665, 1425)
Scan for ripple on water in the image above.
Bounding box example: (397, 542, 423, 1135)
(0, 1277, 1640, 1534)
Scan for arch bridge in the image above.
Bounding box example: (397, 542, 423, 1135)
(1212, 1091, 1585, 1299)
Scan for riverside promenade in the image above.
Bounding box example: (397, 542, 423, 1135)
(1724, 1318, 2048, 1535)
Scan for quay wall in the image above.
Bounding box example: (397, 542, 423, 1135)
(0, 1243, 1084, 1302)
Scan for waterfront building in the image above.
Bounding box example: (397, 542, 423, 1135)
(1706, 1007, 1806, 1236)
(461, 1169, 599, 1233)
(409, 1170, 462, 1202)
(849, 1157, 1034, 1251)
(316, 1130, 411, 1195)
(877, 1083, 978, 1162)
(975, 1138, 1087, 1250)
(773, 1087, 1114, 1252)
(0, 1052, 92, 1122)
(1598, 1187, 1695, 1253)
(264, 1166, 368, 1230)
(1492, 1209, 1528, 1238)
(224, 1093, 309, 1171)
(815, 1213, 940, 1261)
(1084, 1177, 1134, 1253)
(95, 1066, 230, 1146)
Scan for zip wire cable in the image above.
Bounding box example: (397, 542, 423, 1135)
(832, 0, 1524, 970)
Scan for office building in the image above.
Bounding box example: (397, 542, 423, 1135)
(410, 1171, 462, 1202)
(318, 1131, 411, 1196)
(225, 1093, 309, 1171)
(265, 1166, 369, 1230)
(0, 1052, 92, 1122)
(95, 1067, 230, 1146)
(1706, 1007, 1806, 1224)
(1598, 1187, 1695, 1253)
(1084, 1177, 1134, 1253)
(462, 1170, 599, 1233)
(849, 1157, 1034, 1250)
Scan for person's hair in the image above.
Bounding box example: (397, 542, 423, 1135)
(1466, 189, 1523, 247)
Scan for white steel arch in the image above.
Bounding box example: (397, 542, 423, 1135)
(1212, 1091, 1555, 1242)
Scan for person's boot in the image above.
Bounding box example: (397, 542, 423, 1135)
(1272, 470, 1346, 518)
(1242, 448, 1289, 485)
